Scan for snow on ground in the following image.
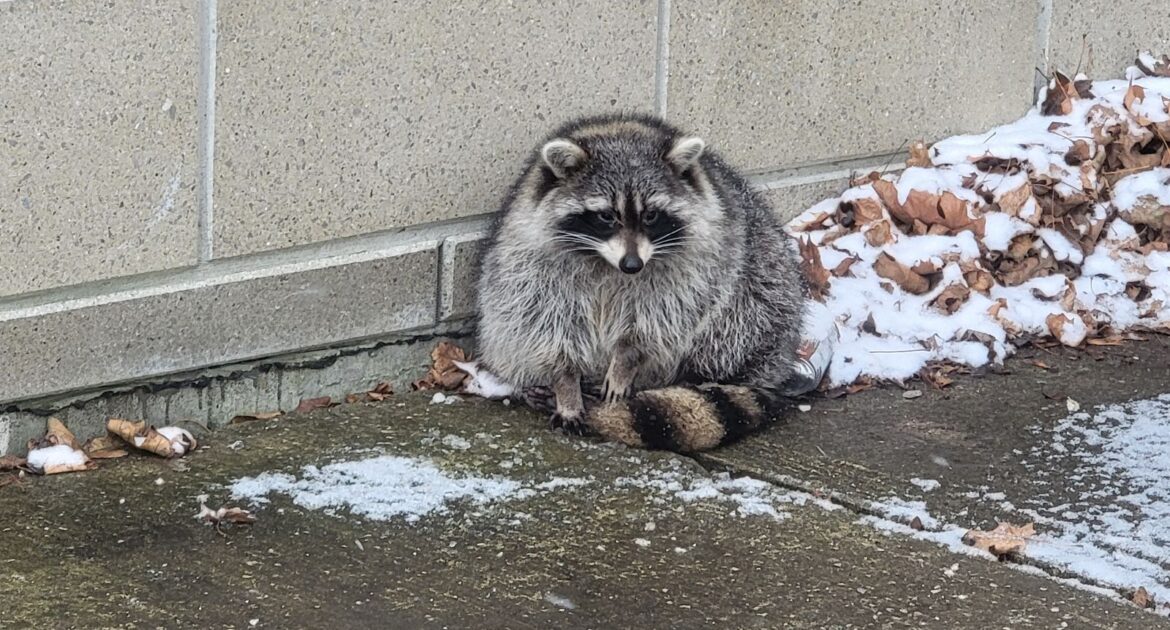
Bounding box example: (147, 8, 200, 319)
(227, 438, 828, 525)
(788, 60, 1170, 386)
(229, 455, 534, 523)
(1020, 393, 1170, 605)
(857, 393, 1170, 613)
(615, 462, 839, 521)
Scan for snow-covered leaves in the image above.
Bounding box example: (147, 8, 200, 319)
(107, 419, 197, 458)
(788, 52, 1170, 386)
(25, 418, 94, 475)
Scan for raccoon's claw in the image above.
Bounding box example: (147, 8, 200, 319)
(602, 384, 632, 404)
(549, 412, 591, 436)
(518, 386, 557, 414)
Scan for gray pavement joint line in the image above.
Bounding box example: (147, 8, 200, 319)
(692, 453, 1144, 606)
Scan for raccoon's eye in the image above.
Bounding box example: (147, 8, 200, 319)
(643, 210, 660, 226)
(594, 212, 618, 227)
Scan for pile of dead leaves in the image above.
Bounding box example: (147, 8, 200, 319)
(791, 52, 1170, 388)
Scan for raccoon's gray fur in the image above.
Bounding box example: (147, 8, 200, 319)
(473, 113, 807, 453)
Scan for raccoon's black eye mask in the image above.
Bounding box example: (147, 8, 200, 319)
(556, 211, 621, 241)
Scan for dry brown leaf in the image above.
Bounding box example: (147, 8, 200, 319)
(919, 367, 954, 390)
(366, 381, 394, 402)
(1136, 52, 1170, 78)
(998, 255, 1057, 287)
(1132, 586, 1154, 609)
(1045, 313, 1088, 347)
(864, 220, 894, 247)
(230, 411, 283, 424)
(0, 455, 26, 471)
(1085, 337, 1125, 346)
(1119, 188, 1170, 231)
(910, 260, 940, 276)
(997, 184, 1033, 217)
(797, 237, 831, 302)
(198, 503, 257, 528)
(1124, 82, 1146, 114)
(1041, 71, 1076, 116)
(107, 419, 196, 458)
(906, 140, 932, 168)
(874, 179, 984, 236)
(849, 170, 881, 187)
(873, 253, 930, 295)
(413, 342, 474, 391)
(973, 156, 1025, 175)
(845, 378, 874, 395)
(1028, 359, 1052, 371)
(836, 199, 885, 227)
(46, 417, 81, 450)
(930, 284, 971, 314)
(82, 435, 129, 460)
(790, 211, 832, 232)
(963, 267, 995, 294)
(962, 522, 1035, 557)
(1064, 140, 1093, 166)
(909, 516, 925, 531)
(294, 396, 334, 414)
(988, 298, 1022, 336)
(344, 393, 361, 404)
(831, 256, 859, 277)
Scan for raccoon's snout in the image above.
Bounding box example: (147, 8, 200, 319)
(619, 254, 644, 274)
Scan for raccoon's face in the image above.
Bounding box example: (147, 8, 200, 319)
(534, 130, 714, 275)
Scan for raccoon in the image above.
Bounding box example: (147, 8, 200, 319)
(473, 113, 807, 453)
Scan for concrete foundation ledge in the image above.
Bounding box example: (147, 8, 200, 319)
(0, 326, 471, 456)
(0, 218, 490, 409)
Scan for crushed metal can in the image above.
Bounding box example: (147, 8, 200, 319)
(780, 301, 838, 397)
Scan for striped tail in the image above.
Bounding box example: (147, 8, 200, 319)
(587, 384, 790, 453)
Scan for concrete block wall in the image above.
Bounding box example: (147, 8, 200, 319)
(1, 0, 1163, 453)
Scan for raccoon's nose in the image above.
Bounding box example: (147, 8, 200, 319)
(619, 254, 644, 274)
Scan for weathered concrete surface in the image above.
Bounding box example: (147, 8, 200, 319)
(0, 329, 470, 458)
(213, 1, 657, 257)
(1048, 0, 1170, 76)
(0, 239, 438, 407)
(669, 0, 1037, 172)
(0, 0, 200, 296)
(1, 391, 1160, 628)
(703, 335, 1170, 602)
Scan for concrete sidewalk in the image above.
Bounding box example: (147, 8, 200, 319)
(2, 338, 1169, 629)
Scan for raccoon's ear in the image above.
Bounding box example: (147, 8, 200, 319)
(541, 139, 587, 179)
(666, 137, 705, 172)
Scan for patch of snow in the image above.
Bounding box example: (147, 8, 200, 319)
(869, 496, 939, 529)
(230, 455, 539, 523)
(1018, 393, 1170, 603)
(910, 478, 941, 492)
(26, 444, 86, 472)
(440, 435, 472, 451)
(454, 360, 515, 399)
(543, 592, 576, 610)
(615, 469, 815, 521)
(860, 394, 1170, 611)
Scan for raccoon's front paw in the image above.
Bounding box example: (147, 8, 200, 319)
(519, 386, 557, 414)
(549, 412, 591, 437)
(602, 380, 633, 404)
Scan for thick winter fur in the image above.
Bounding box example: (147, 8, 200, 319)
(473, 113, 806, 453)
